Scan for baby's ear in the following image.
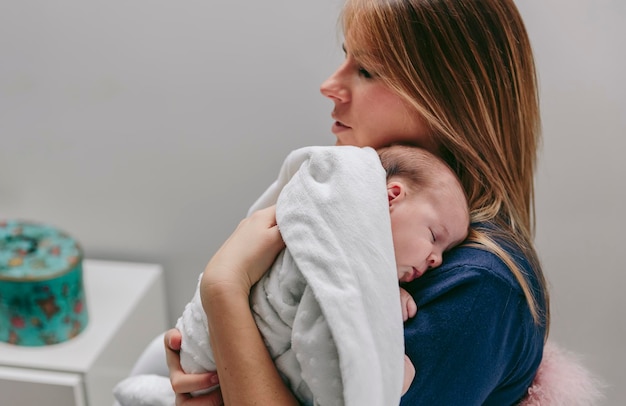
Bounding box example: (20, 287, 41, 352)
(387, 181, 405, 205)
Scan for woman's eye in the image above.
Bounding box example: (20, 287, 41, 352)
(358, 67, 373, 78)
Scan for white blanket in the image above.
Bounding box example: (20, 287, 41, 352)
(113, 146, 404, 406)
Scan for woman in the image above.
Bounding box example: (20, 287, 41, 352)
(166, 0, 549, 404)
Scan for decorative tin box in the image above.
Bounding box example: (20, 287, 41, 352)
(0, 220, 88, 346)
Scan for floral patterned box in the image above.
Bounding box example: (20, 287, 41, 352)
(0, 220, 88, 346)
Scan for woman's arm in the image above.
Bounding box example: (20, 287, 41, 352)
(199, 206, 297, 405)
(202, 282, 298, 405)
(166, 206, 298, 405)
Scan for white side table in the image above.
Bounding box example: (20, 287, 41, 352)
(0, 260, 168, 406)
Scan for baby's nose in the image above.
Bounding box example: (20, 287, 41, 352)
(428, 254, 442, 269)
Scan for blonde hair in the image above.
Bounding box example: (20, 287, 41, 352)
(343, 0, 549, 331)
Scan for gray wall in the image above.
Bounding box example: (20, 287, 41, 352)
(1, 1, 624, 404)
(519, 1, 626, 403)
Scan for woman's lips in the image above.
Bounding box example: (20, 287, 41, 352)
(331, 120, 351, 134)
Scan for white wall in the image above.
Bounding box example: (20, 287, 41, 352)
(1, 1, 623, 404)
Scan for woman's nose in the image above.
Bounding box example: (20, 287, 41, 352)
(320, 64, 350, 103)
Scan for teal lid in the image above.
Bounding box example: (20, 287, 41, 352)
(0, 220, 82, 281)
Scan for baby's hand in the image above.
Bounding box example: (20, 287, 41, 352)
(399, 287, 417, 321)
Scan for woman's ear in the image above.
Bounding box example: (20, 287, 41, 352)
(387, 181, 405, 206)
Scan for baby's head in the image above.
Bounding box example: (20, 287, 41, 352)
(378, 145, 470, 283)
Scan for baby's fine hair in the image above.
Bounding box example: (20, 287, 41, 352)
(377, 144, 468, 215)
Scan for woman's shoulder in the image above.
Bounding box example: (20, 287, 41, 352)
(426, 244, 529, 293)
(407, 241, 547, 324)
(402, 244, 545, 405)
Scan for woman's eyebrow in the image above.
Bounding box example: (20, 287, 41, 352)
(342, 43, 364, 60)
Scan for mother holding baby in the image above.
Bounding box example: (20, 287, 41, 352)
(165, 0, 549, 404)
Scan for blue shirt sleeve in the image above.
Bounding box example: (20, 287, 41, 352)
(400, 247, 544, 405)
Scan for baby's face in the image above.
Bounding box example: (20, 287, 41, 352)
(389, 189, 468, 283)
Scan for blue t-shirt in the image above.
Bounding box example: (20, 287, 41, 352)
(400, 242, 546, 405)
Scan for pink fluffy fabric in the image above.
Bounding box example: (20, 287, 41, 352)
(519, 341, 605, 406)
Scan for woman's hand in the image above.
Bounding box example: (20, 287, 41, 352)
(164, 328, 223, 406)
(201, 205, 285, 297)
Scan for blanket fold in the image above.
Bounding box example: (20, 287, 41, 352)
(114, 146, 405, 406)
(267, 146, 404, 405)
